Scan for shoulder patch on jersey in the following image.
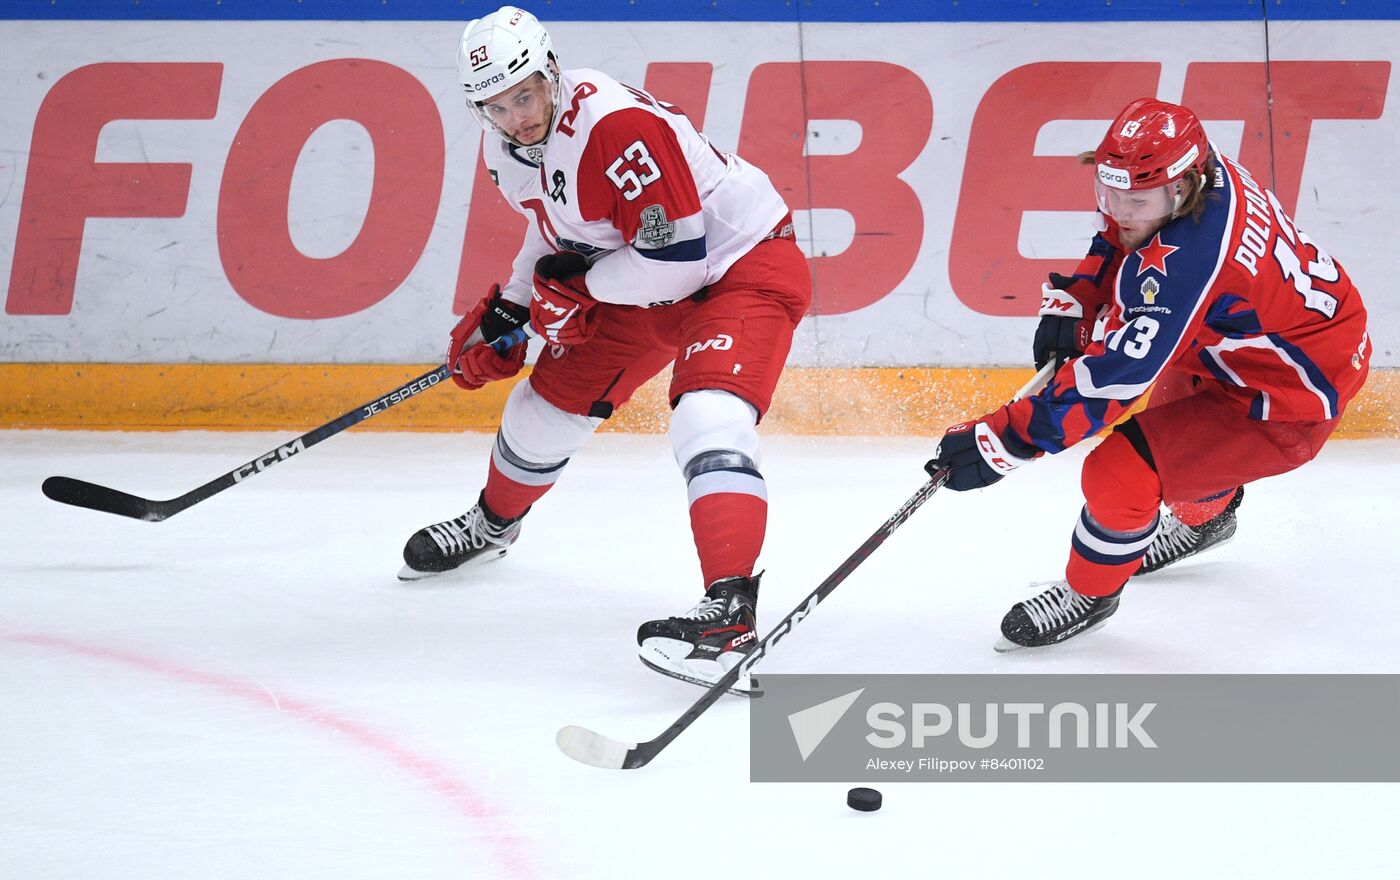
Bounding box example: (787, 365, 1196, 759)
(637, 204, 676, 248)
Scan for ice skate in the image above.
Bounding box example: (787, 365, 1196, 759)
(637, 574, 762, 697)
(1136, 487, 1243, 576)
(994, 580, 1122, 652)
(399, 494, 523, 581)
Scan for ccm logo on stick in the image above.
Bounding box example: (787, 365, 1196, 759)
(232, 439, 306, 482)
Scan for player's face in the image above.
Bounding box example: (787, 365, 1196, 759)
(480, 74, 554, 145)
(1095, 179, 1178, 249)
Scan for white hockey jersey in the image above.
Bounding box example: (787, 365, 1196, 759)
(483, 69, 790, 309)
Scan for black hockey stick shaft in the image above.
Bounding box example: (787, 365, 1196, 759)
(559, 472, 948, 770)
(557, 362, 1057, 770)
(41, 365, 452, 522)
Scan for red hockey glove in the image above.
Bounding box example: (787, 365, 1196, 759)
(531, 252, 599, 346)
(925, 407, 1040, 492)
(454, 339, 526, 390)
(447, 284, 530, 391)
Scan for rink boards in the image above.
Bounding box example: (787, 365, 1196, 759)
(1, 10, 1397, 433)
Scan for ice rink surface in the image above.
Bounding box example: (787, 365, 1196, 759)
(3, 429, 1398, 879)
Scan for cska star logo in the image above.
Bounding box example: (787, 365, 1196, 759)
(1136, 233, 1179, 277)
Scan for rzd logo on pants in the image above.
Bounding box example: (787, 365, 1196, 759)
(685, 333, 733, 361)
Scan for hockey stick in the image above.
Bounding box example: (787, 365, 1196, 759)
(555, 360, 1057, 770)
(489, 324, 533, 352)
(41, 365, 451, 522)
(557, 472, 949, 769)
(1016, 361, 1056, 402)
(42, 321, 540, 522)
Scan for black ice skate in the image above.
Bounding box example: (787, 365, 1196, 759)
(636, 574, 761, 697)
(1136, 487, 1243, 576)
(994, 580, 1123, 652)
(398, 494, 523, 581)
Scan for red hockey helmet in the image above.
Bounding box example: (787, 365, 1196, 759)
(1093, 98, 1209, 224)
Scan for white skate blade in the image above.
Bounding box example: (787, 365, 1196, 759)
(556, 725, 635, 770)
(396, 546, 509, 582)
(992, 619, 1110, 654)
(638, 639, 761, 698)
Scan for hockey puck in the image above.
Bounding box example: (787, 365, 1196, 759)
(847, 787, 882, 812)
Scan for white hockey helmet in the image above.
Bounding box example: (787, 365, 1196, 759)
(457, 6, 561, 146)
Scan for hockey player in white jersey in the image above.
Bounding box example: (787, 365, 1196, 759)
(400, 7, 811, 696)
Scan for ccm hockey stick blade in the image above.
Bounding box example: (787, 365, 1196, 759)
(557, 474, 948, 770)
(556, 364, 1053, 770)
(41, 477, 178, 522)
(41, 365, 451, 522)
(556, 726, 637, 770)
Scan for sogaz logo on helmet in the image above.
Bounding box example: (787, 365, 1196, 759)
(467, 71, 507, 95)
(1097, 164, 1132, 190)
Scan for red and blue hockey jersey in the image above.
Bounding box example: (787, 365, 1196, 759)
(1007, 150, 1371, 455)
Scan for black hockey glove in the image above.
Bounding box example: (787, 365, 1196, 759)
(478, 290, 529, 344)
(925, 409, 1038, 492)
(1032, 272, 1095, 371)
(534, 250, 590, 283)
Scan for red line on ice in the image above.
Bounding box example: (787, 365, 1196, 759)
(2, 630, 536, 879)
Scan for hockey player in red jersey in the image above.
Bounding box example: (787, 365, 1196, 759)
(400, 7, 810, 693)
(926, 98, 1371, 650)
